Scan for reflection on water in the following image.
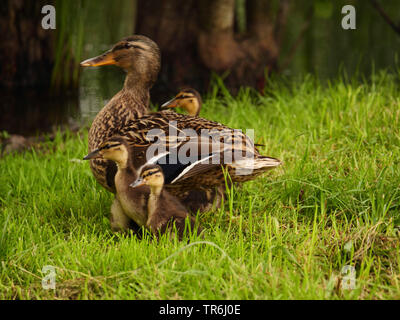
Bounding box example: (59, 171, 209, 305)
(76, 0, 136, 128)
(79, 66, 126, 125)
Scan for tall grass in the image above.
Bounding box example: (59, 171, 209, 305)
(1, 73, 399, 299)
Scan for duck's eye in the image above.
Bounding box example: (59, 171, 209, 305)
(124, 43, 132, 49)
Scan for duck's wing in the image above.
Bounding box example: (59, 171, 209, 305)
(143, 134, 233, 184)
(148, 152, 220, 184)
(121, 111, 257, 154)
(120, 110, 281, 184)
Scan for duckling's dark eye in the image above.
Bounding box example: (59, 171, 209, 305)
(124, 43, 133, 49)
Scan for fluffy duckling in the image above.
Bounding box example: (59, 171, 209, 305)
(161, 88, 202, 117)
(83, 137, 199, 238)
(130, 164, 200, 239)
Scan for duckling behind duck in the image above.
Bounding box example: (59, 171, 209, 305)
(161, 88, 202, 117)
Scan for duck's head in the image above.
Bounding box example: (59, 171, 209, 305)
(80, 35, 161, 86)
(130, 164, 164, 189)
(83, 136, 129, 166)
(161, 88, 202, 117)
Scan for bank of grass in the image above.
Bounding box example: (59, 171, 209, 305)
(1, 72, 400, 299)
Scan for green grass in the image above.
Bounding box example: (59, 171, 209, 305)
(1, 72, 400, 299)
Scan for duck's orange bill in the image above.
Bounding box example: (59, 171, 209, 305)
(80, 50, 116, 67)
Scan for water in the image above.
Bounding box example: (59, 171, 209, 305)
(79, 65, 127, 126)
(0, 0, 135, 136)
(0, 62, 126, 136)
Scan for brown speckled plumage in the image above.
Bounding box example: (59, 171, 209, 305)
(88, 87, 150, 192)
(82, 35, 281, 215)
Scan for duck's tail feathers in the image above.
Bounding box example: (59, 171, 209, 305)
(230, 156, 282, 175)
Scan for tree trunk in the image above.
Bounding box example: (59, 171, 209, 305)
(135, 0, 290, 99)
(0, 0, 55, 88)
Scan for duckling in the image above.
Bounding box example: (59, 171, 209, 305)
(83, 137, 199, 238)
(161, 88, 202, 117)
(130, 164, 200, 239)
(83, 136, 148, 233)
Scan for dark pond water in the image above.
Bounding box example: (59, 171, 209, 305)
(1, 0, 135, 136)
(0, 68, 126, 136)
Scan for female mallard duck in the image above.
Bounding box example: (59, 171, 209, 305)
(83, 136, 198, 239)
(81, 35, 282, 214)
(81, 35, 161, 193)
(161, 88, 202, 116)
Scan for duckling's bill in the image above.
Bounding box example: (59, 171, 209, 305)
(161, 97, 178, 109)
(130, 178, 144, 188)
(83, 149, 101, 160)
